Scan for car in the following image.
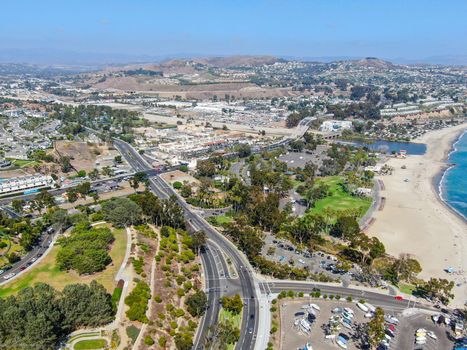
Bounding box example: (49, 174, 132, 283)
(298, 259, 306, 264)
(31, 257, 37, 263)
(427, 331, 437, 340)
(3, 272, 15, 280)
(309, 303, 320, 311)
(365, 312, 374, 318)
(248, 328, 253, 334)
(36, 253, 43, 258)
(394, 295, 404, 301)
(0, 269, 4, 275)
(20, 266, 27, 271)
(357, 302, 369, 312)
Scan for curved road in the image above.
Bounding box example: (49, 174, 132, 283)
(114, 139, 259, 350)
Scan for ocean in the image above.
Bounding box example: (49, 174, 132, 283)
(440, 130, 467, 220)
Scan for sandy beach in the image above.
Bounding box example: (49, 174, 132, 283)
(367, 123, 467, 307)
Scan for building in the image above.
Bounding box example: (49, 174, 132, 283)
(0, 175, 55, 196)
(319, 120, 352, 132)
(0, 159, 11, 168)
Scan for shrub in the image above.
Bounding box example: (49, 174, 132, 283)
(125, 281, 151, 323)
(173, 181, 183, 189)
(158, 336, 167, 347)
(346, 296, 353, 302)
(144, 336, 154, 346)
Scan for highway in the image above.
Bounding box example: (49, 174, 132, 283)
(113, 139, 260, 350)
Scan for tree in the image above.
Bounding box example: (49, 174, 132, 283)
(88, 168, 99, 180)
(185, 290, 207, 317)
(237, 144, 251, 158)
(0, 282, 113, 350)
(390, 254, 422, 283)
(206, 319, 240, 350)
(66, 188, 78, 203)
(129, 172, 148, 192)
(365, 307, 385, 349)
(33, 189, 56, 213)
(196, 159, 216, 178)
(174, 332, 193, 350)
(11, 199, 25, 214)
(114, 155, 122, 164)
(220, 294, 243, 315)
(102, 197, 142, 227)
(180, 183, 193, 198)
(191, 230, 207, 254)
(76, 182, 91, 197)
(101, 166, 114, 177)
(331, 216, 360, 241)
(59, 155, 72, 172)
(416, 278, 454, 305)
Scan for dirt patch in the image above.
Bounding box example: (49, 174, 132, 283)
(160, 170, 199, 186)
(54, 140, 114, 172)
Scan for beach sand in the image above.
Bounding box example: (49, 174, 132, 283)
(367, 123, 467, 307)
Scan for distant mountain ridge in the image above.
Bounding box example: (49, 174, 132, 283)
(0, 48, 464, 67)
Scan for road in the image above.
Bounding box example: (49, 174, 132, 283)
(259, 280, 434, 313)
(0, 229, 54, 283)
(113, 139, 259, 350)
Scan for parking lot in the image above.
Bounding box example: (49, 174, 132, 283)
(280, 299, 378, 350)
(261, 235, 359, 283)
(391, 313, 455, 350)
(279, 299, 455, 350)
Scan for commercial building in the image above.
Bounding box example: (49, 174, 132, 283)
(0, 175, 55, 196)
(319, 120, 352, 132)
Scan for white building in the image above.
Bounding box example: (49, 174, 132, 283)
(319, 120, 353, 132)
(0, 175, 55, 196)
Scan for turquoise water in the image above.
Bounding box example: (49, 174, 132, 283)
(441, 130, 467, 220)
(351, 140, 427, 155)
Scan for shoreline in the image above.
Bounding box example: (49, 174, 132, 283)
(435, 129, 467, 222)
(367, 123, 467, 308)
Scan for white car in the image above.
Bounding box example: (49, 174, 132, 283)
(3, 272, 15, 280)
(356, 302, 369, 312)
(364, 312, 374, 318)
(309, 303, 320, 311)
(427, 331, 437, 340)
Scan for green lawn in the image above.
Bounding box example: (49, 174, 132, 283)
(0, 227, 127, 297)
(309, 176, 371, 218)
(8, 159, 40, 168)
(74, 339, 108, 350)
(399, 283, 416, 295)
(219, 308, 242, 350)
(214, 214, 234, 225)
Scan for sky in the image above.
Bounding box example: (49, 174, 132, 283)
(0, 0, 466, 61)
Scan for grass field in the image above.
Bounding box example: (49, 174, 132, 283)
(399, 283, 416, 295)
(0, 227, 127, 297)
(8, 159, 40, 168)
(74, 339, 108, 350)
(309, 176, 371, 218)
(213, 214, 234, 225)
(219, 308, 242, 350)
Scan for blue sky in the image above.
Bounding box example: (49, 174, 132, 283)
(1, 0, 466, 59)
